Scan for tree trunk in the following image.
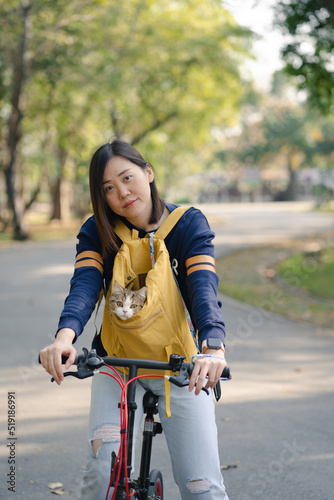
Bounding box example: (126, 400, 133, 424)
(50, 146, 69, 221)
(50, 176, 62, 220)
(4, 0, 31, 240)
(285, 155, 297, 201)
(4, 167, 27, 239)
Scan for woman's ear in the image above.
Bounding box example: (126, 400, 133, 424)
(145, 163, 154, 182)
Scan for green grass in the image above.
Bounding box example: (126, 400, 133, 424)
(277, 248, 334, 300)
(216, 240, 334, 330)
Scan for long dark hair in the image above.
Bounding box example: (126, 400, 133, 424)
(89, 140, 165, 257)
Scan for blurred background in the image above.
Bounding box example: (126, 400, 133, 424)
(1, 3, 334, 498)
(0, 0, 333, 242)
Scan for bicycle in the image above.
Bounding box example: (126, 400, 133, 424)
(43, 348, 231, 500)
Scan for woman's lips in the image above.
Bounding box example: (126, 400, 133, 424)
(124, 199, 137, 208)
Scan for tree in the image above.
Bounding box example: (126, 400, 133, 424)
(73, 0, 253, 185)
(245, 105, 312, 201)
(274, 0, 334, 114)
(1, 0, 31, 239)
(215, 91, 327, 201)
(215, 82, 334, 203)
(1, 0, 253, 237)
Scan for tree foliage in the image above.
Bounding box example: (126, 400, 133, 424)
(0, 0, 253, 237)
(215, 88, 334, 201)
(274, 0, 334, 113)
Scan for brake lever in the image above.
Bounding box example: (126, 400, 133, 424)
(167, 364, 210, 395)
(51, 364, 94, 382)
(169, 377, 210, 395)
(51, 349, 104, 382)
(61, 370, 94, 380)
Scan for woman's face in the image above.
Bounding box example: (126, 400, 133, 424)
(103, 155, 154, 229)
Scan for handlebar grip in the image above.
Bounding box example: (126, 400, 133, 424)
(188, 362, 231, 380)
(38, 354, 77, 365)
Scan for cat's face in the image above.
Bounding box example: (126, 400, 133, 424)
(109, 281, 147, 320)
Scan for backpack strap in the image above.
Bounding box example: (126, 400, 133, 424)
(113, 222, 138, 243)
(113, 206, 190, 243)
(154, 206, 190, 240)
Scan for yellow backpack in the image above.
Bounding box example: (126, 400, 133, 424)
(100, 207, 198, 372)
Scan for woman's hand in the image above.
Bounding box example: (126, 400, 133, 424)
(188, 349, 226, 396)
(39, 328, 77, 385)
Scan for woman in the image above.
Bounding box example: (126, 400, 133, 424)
(40, 140, 229, 500)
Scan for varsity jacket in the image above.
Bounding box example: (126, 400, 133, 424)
(57, 203, 226, 355)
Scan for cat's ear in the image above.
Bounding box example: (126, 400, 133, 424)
(136, 286, 147, 300)
(113, 280, 123, 293)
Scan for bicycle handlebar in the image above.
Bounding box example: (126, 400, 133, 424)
(39, 348, 231, 391)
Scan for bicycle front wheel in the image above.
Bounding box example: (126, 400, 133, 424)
(147, 469, 163, 500)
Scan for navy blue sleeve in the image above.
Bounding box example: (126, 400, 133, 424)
(57, 216, 104, 341)
(167, 207, 226, 349)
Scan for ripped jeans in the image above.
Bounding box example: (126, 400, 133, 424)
(81, 366, 229, 500)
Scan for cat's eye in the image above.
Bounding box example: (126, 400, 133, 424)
(117, 301, 123, 307)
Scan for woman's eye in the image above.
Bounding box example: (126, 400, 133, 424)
(105, 185, 114, 192)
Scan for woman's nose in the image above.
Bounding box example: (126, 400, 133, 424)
(118, 185, 130, 199)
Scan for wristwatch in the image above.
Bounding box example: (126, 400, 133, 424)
(201, 338, 225, 353)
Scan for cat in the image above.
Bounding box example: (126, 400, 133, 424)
(109, 280, 147, 321)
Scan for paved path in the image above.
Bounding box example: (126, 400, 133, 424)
(0, 202, 333, 499)
(204, 201, 334, 256)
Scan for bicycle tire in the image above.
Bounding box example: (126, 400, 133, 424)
(147, 469, 163, 500)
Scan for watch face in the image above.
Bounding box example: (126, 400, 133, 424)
(208, 338, 222, 349)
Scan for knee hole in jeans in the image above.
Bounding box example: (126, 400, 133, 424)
(186, 478, 213, 494)
(91, 424, 121, 457)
